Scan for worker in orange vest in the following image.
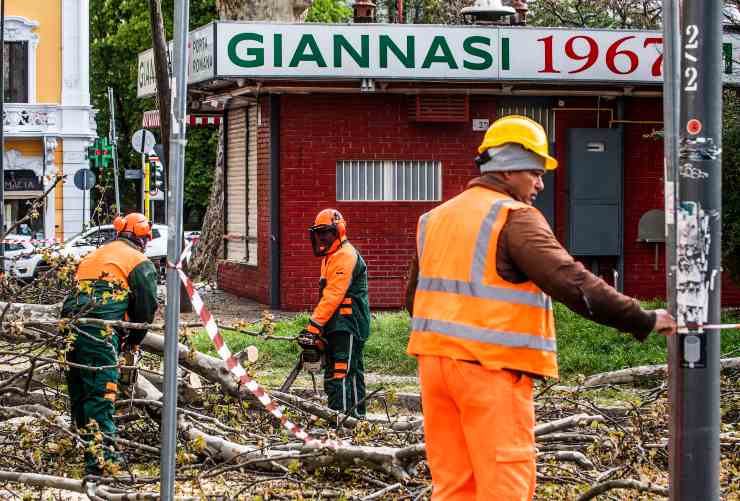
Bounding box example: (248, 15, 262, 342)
(306, 209, 371, 417)
(406, 115, 677, 500)
(63, 213, 158, 475)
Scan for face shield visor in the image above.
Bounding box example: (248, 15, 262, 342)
(309, 224, 340, 257)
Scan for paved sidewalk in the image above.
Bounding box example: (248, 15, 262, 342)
(156, 285, 299, 324)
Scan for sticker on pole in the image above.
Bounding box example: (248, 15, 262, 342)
(686, 118, 702, 135)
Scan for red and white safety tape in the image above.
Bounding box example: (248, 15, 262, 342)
(678, 323, 740, 332)
(174, 242, 343, 449)
(0, 238, 62, 245)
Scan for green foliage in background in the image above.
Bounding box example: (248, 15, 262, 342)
(89, 0, 218, 223)
(305, 0, 352, 23)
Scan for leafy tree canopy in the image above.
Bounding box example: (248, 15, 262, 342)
(305, 0, 352, 23)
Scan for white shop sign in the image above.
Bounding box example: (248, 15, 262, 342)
(137, 23, 740, 97)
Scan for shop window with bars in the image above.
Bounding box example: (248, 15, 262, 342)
(336, 160, 441, 201)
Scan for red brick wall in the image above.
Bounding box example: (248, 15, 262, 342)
(217, 101, 273, 304)
(621, 97, 666, 299)
(218, 93, 740, 309)
(619, 98, 740, 304)
(278, 93, 494, 310)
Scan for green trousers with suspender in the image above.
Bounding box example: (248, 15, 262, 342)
(324, 330, 367, 418)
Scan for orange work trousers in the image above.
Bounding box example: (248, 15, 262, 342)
(419, 355, 536, 501)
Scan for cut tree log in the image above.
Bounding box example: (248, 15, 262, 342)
(0, 301, 61, 324)
(582, 357, 740, 387)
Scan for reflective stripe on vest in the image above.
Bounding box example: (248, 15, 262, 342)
(417, 277, 551, 309)
(409, 188, 558, 378)
(411, 317, 557, 352)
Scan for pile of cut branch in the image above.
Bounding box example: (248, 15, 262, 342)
(0, 291, 737, 499)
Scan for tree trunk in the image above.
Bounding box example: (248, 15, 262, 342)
(191, 0, 311, 281)
(189, 123, 225, 281)
(217, 0, 312, 21)
(147, 0, 171, 176)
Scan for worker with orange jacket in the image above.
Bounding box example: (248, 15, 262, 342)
(406, 115, 677, 500)
(63, 213, 158, 475)
(305, 209, 371, 417)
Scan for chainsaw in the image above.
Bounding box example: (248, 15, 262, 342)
(279, 330, 325, 393)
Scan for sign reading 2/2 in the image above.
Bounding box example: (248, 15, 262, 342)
(501, 29, 666, 82)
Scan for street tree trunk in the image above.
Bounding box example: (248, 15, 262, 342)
(190, 0, 311, 282)
(148, 0, 171, 180)
(188, 122, 224, 281)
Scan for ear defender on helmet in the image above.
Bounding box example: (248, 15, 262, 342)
(113, 215, 126, 233)
(309, 209, 347, 257)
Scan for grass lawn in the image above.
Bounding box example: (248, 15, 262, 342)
(191, 303, 740, 381)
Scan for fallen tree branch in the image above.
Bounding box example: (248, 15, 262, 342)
(534, 414, 605, 436)
(537, 450, 594, 469)
(0, 470, 197, 500)
(575, 478, 668, 501)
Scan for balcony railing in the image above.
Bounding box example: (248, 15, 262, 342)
(3, 104, 60, 135)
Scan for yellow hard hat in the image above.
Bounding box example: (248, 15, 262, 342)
(477, 115, 557, 170)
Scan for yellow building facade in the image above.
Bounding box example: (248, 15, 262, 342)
(4, 0, 95, 241)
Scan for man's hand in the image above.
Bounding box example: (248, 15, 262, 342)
(652, 309, 677, 336)
(297, 329, 324, 374)
(298, 329, 326, 351)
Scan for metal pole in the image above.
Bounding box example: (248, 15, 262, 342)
(0, 0, 6, 268)
(669, 0, 723, 499)
(140, 134, 146, 213)
(160, 0, 188, 498)
(663, 5, 681, 486)
(107, 87, 121, 214)
(82, 178, 86, 231)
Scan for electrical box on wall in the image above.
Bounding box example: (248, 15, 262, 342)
(567, 128, 624, 256)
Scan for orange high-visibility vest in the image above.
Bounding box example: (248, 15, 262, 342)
(407, 187, 558, 378)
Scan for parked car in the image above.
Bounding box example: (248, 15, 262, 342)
(1, 235, 50, 279)
(62, 224, 169, 263)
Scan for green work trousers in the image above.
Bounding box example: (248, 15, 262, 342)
(66, 329, 121, 474)
(324, 331, 366, 418)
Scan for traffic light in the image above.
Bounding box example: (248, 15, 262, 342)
(149, 156, 165, 193)
(86, 138, 114, 170)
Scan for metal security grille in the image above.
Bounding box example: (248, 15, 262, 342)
(497, 101, 555, 142)
(337, 160, 441, 201)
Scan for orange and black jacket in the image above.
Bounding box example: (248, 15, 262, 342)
(308, 240, 370, 341)
(62, 238, 159, 346)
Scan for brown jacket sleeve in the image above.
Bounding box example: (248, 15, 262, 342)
(500, 208, 656, 340)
